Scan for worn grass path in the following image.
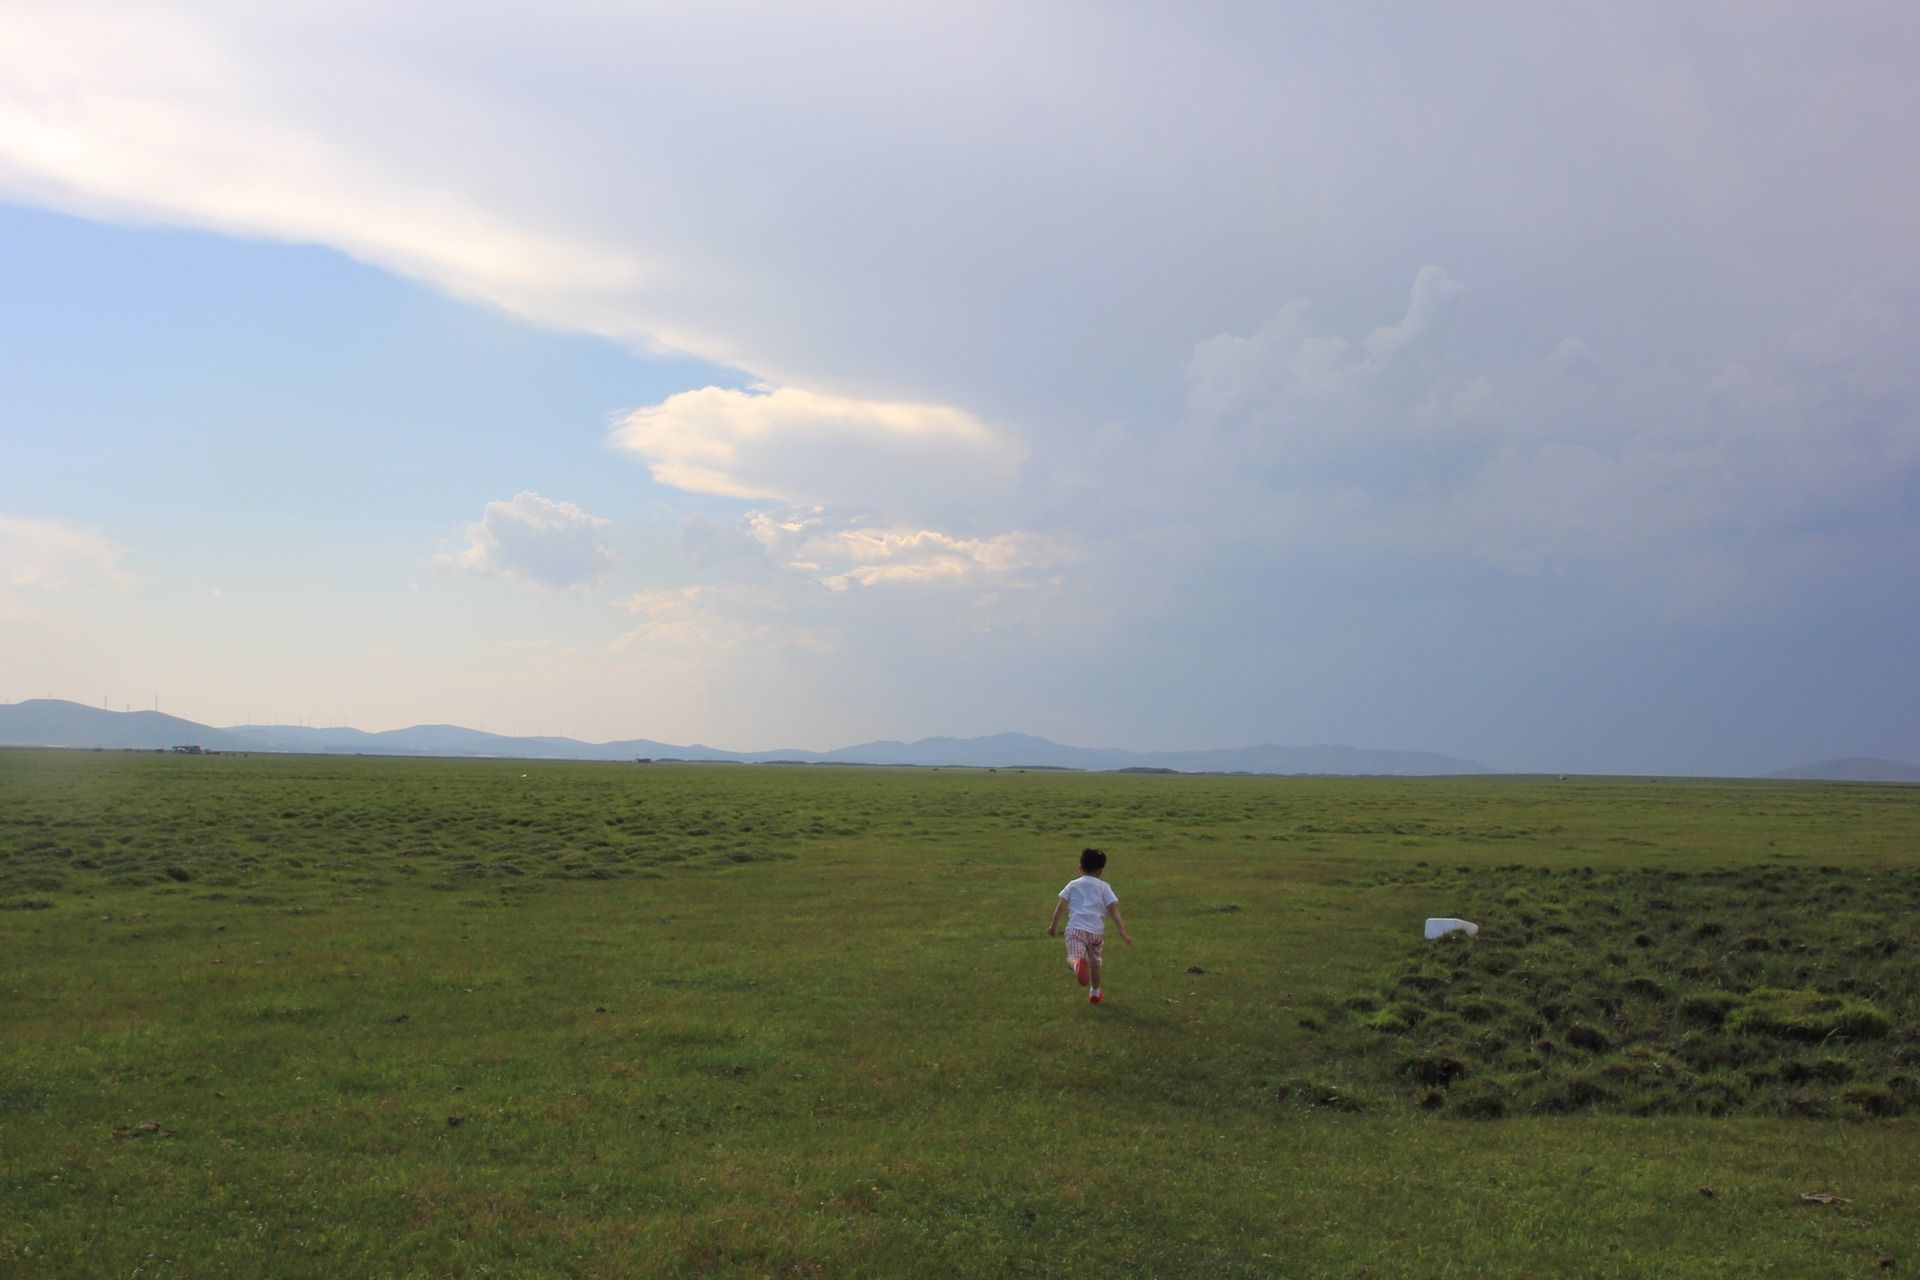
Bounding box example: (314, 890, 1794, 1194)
(2, 750, 1916, 1276)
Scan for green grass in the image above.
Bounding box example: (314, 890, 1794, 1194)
(1315, 865, 1920, 1119)
(1, 749, 1916, 1276)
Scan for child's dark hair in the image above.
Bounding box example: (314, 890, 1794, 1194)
(1080, 847, 1108, 874)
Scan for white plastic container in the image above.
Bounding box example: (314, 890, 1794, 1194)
(1424, 917, 1480, 940)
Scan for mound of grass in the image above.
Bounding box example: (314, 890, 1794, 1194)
(0, 750, 802, 900)
(1727, 988, 1892, 1041)
(1319, 865, 1920, 1119)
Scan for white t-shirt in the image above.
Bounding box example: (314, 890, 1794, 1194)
(1059, 874, 1118, 933)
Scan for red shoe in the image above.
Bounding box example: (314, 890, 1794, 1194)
(1089, 990, 1103, 1004)
(1074, 957, 1091, 986)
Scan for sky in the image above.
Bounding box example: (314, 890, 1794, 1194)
(1, 2, 1917, 774)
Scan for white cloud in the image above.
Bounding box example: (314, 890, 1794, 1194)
(736, 508, 1067, 592)
(440, 492, 616, 588)
(0, 5, 662, 343)
(0, 513, 131, 595)
(612, 385, 1024, 512)
(615, 586, 726, 648)
(1184, 266, 1488, 477)
(1166, 266, 1920, 615)
(613, 583, 841, 668)
(1715, 272, 1920, 511)
(677, 506, 1068, 590)
(3, 4, 1915, 419)
(1363, 264, 1467, 364)
(0, 515, 139, 706)
(608, 505, 1071, 690)
(0, 514, 134, 683)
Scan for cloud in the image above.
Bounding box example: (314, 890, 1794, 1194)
(3, 4, 1915, 420)
(0, 513, 131, 595)
(678, 506, 1069, 596)
(440, 492, 616, 588)
(612, 385, 1023, 512)
(0, 514, 133, 658)
(611, 505, 1071, 690)
(1468, 273, 1920, 581)
(3, 5, 1917, 765)
(613, 584, 844, 670)
(736, 508, 1066, 592)
(615, 587, 725, 648)
(0, 5, 655, 341)
(1165, 266, 1920, 615)
(1183, 267, 1490, 483)
(1715, 271, 1920, 513)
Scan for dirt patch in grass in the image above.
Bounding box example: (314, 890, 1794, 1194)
(1319, 865, 1920, 1118)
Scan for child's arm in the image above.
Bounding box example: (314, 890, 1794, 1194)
(1107, 902, 1133, 944)
(1046, 898, 1067, 936)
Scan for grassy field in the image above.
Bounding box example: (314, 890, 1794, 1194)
(2, 748, 1916, 1277)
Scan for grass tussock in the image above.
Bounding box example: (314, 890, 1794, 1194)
(1322, 865, 1920, 1119)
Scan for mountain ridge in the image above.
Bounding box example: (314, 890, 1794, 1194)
(1764, 757, 1920, 783)
(1, 699, 1490, 775)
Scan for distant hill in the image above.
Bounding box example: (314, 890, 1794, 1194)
(226, 721, 797, 762)
(811, 733, 1490, 775)
(226, 721, 660, 759)
(12, 699, 1917, 783)
(1, 699, 1491, 774)
(1766, 757, 1920, 783)
(0, 699, 261, 752)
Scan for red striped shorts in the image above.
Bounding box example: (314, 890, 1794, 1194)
(1064, 927, 1105, 967)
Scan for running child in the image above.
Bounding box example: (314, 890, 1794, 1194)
(1047, 846, 1132, 1004)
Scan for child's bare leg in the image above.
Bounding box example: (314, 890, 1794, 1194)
(1089, 954, 1103, 991)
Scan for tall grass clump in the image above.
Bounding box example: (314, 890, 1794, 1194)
(1320, 864, 1920, 1118)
